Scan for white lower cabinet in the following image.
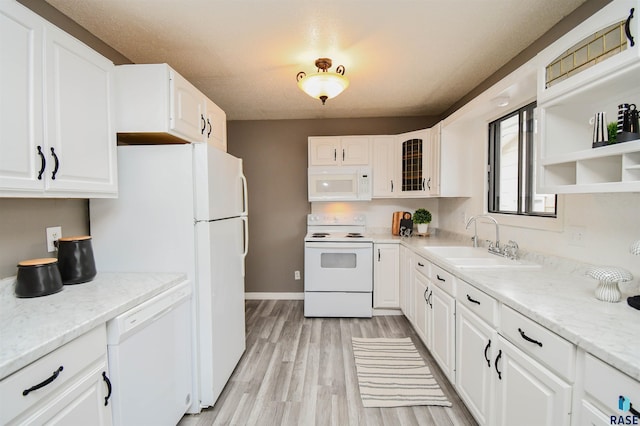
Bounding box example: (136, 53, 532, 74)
(429, 283, 456, 383)
(494, 335, 572, 426)
(413, 271, 431, 345)
(0, 325, 112, 426)
(373, 243, 400, 308)
(456, 301, 572, 426)
(399, 246, 414, 321)
(456, 303, 496, 425)
(410, 255, 456, 382)
(572, 350, 640, 426)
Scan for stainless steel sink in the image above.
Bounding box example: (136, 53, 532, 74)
(422, 246, 541, 269)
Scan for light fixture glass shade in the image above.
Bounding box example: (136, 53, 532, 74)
(297, 72, 349, 102)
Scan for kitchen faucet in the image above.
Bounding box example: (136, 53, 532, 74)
(465, 214, 500, 251)
(465, 214, 519, 259)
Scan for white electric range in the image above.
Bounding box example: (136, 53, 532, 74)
(304, 214, 373, 318)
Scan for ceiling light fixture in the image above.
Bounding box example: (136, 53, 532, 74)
(296, 58, 349, 105)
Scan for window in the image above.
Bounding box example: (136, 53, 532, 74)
(488, 102, 556, 217)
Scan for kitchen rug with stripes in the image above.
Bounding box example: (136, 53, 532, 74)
(351, 337, 452, 408)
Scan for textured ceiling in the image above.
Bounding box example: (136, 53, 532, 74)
(44, 0, 587, 121)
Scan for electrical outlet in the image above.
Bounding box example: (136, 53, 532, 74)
(294, 270, 301, 280)
(46, 226, 62, 252)
(567, 225, 586, 247)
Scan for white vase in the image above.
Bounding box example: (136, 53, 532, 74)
(594, 281, 621, 303)
(417, 223, 428, 234)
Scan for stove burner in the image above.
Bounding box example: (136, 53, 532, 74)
(346, 233, 364, 238)
(311, 233, 329, 238)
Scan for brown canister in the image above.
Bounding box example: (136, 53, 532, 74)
(392, 212, 404, 236)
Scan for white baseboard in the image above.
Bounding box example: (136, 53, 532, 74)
(245, 292, 304, 300)
(373, 308, 403, 316)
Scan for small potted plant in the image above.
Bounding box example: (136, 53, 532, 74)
(413, 208, 432, 234)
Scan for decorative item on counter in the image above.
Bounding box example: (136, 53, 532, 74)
(590, 112, 608, 148)
(628, 239, 640, 311)
(412, 208, 432, 236)
(586, 266, 633, 303)
(57, 235, 97, 284)
(617, 103, 640, 143)
(15, 258, 63, 298)
(607, 122, 618, 144)
(399, 212, 413, 237)
(392, 211, 405, 236)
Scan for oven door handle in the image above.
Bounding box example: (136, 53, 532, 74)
(305, 242, 372, 249)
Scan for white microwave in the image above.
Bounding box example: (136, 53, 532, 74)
(308, 166, 372, 201)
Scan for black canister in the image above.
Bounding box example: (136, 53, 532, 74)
(57, 236, 97, 284)
(15, 258, 64, 298)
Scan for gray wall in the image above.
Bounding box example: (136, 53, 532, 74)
(0, 199, 89, 277)
(227, 117, 437, 293)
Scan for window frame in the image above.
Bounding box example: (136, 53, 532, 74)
(487, 101, 557, 218)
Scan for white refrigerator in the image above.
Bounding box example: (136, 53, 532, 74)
(90, 143, 248, 413)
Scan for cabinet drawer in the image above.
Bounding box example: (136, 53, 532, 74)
(499, 305, 575, 381)
(456, 279, 498, 327)
(584, 352, 640, 415)
(429, 263, 455, 296)
(0, 325, 107, 425)
(415, 255, 430, 278)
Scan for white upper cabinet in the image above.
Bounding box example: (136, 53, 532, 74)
(371, 136, 397, 196)
(115, 64, 204, 144)
(203, 97, 227, 151)
(170, 69, 206, 143)
(536, 1, 640, 193)
(308, 136, 370, 166)
(0, 2, 44, 193)
(115, 63, 227, 150)
(0, 1, 117, 198)
(372, 130, 432, 198)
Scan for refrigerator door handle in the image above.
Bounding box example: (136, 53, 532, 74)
(240, 173, 249, 216)
(241, 216, 249, 277)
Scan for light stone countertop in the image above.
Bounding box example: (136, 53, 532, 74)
(0, 272, 187, 380)
(370, 231, 640, 382)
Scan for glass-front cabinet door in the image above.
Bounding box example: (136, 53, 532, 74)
(399, 129, 431, 196)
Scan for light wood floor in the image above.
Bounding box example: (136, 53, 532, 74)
(179, 300, 477, 426)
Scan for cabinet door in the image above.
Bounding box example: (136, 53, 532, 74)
(309, 136, 340, 165)
(428, 122, 441, 196)
(204, 97, 227, 151)
(456, 303, 496, 426)
(399, 246, 414, 321)
(170, 69, 205, 143)
(398, 129, 430, 196)
(430, 283, 456, 382)
(413, 272, 431, 347)
(371, 136, 397, 196)
(494, 336, 572, 426)
(23, 361, 112, 426)
(44, 24, 117, 196)
(373, 243, 399, 308)
(0, 2, 44, 193)
(340, 136, 369, 165)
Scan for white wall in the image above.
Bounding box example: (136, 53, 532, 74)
(437, 61, 640, 289)
(312, 198, 439, 231)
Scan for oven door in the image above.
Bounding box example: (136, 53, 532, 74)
(304, 242, 373, 292)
